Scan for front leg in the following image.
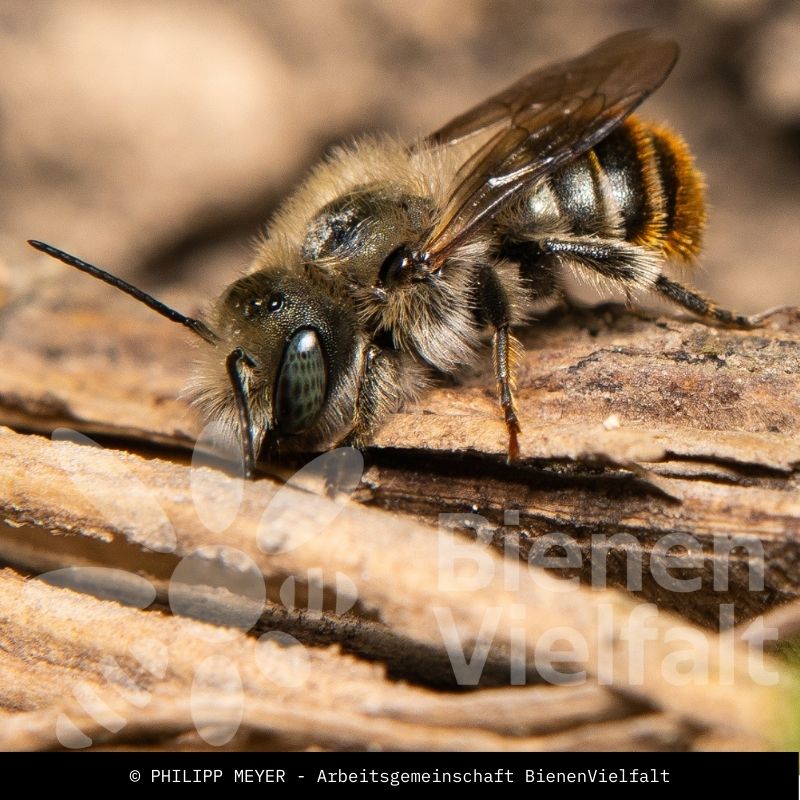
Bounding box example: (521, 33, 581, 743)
(338, 343, 406, 450)
(476, 264, 523, 462)
(319, 344, 399, 497)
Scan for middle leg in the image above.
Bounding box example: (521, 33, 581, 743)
(475, 263, 523, 462)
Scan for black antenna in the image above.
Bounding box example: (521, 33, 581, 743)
(226, 348, 258, 479)
(28, 240, 220, 345)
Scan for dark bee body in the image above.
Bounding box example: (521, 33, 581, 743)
(547, 116, 703, 258)
(29, 31, 757, 476)
(498, 116, 706, 302)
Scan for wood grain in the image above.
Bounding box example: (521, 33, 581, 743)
(0, 279, 798, 750)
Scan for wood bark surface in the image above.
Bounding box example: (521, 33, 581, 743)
(0, 279, 798, 750)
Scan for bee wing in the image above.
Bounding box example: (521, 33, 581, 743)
(422, 29, 679, 265)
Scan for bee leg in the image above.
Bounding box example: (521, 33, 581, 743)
(509, 237, 665, 314)
(494, 326, 522, 461)
(525, 238, 759, 329)
(538, 237, 663, 289)
(338, 344, 404, 451)
(653, 275, 758, 328)
(501, 240, 562, 303)
(324, 347, 397, 498)
(476, 264, 522, 462)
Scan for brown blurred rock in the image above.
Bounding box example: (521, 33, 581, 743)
(747, 5, 800, 124)
(1, 0, 798, 312)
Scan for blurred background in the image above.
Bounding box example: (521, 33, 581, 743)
(2, 0, 799, 315)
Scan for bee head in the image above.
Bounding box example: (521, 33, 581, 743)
(201, 269, 360, 473)
(27, 240, 364, 478)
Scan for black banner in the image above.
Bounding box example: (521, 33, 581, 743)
(1, 752, 795, 796)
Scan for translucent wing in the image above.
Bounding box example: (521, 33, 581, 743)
(422, 30, 679, 265)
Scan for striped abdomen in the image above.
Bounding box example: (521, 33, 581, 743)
(524, 116, 706, 261)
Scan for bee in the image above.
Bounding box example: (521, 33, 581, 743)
(29, 29, 755, 478)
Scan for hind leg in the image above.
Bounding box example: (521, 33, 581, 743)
(508, 237, 759, 329)
(653, 275, 758, 328)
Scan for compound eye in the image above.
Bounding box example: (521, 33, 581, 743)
(274, 328, 327, 435)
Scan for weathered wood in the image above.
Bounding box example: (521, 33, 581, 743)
(0, 426, 792, 749)
(5, 569, 700, 751)
(2, 284, 799, 624)
(0, 279, 798, 750)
